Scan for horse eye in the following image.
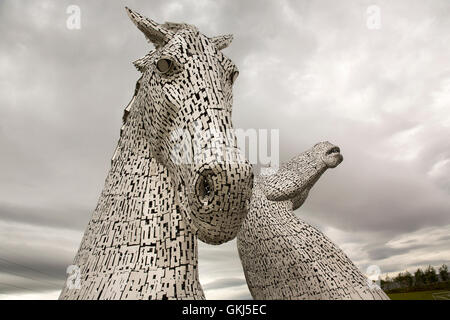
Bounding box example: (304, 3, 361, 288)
(156, 58, 173, 74)
(230, 71, 239, 84)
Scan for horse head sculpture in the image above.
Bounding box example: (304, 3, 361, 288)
(260, 141, 343, 210)
(238, 142, 388, 300)
(126, 8, 253, 245)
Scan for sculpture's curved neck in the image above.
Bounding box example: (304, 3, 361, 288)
(59, 94, 204, 300)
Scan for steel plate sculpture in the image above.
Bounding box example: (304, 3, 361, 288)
(60, 7, 253, 300)
(237, 142, 389, 300)
(60, 8, 388, 300)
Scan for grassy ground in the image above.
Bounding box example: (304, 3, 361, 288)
(388, 290, 450, 300)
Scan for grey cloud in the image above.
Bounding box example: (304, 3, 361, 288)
(226, 291, 252, 300)
(0, 272, 63, 295)
(366, 245, 427, 261)
(203, 278, 247, 291)
(0, 203, 90, 231)
(0, 219, 81, 297)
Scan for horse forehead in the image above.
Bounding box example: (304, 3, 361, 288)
(166, 30, 227, 63)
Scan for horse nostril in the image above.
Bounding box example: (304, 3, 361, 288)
(202, 178, 212, 196)
(195, 172, 214, 205)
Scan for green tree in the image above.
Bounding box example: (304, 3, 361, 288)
(403, 271, 414, 287)
(394, 271, 414, 288)
(381, 275, 392, 290)
(393, 272, 403, 284)
(439, 264, 449, 281)
(424, 265, 438, 284)
(414, 268, 425, 286)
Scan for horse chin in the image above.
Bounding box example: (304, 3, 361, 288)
(176, 187, 247, 245)
(187, 199, 249, 245)
(196, 221, 242, 245)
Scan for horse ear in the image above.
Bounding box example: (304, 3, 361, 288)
(125, 7, 171, 49)
(210, 34, 233, 50)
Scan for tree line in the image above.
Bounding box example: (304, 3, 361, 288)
(381, 264, 449, 292)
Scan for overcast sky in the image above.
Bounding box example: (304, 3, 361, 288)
(1, 0, 449, 299)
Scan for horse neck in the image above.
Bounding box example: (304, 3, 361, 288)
(62, 97, 204, 300)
